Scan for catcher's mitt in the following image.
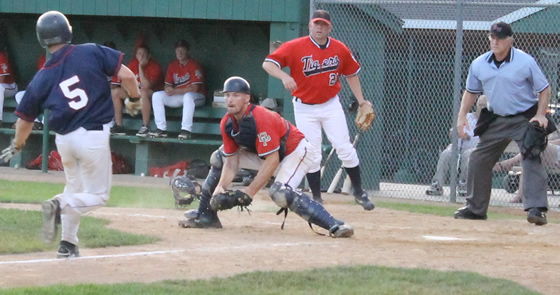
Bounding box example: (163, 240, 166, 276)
(355, 102, 375, 131)
(124, 97, 142, 116)
(521, 121, 548, 160)
(170, 175, 202, 209)
(210, 190, 252, 211)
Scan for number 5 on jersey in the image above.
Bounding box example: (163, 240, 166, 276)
(59, 75, 89, 110)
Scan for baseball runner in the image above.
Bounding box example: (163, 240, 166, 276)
(0, 48, 18, 123)
(150, 40, 206, 139)
(262, 9, 375, 210)
(0, 11, 140, 258)
(180, 76, 354, 238)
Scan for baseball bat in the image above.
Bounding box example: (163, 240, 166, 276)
(327, 133, 361, 193)
(341, 175, 352, 195)
(320, 145, 336, 179)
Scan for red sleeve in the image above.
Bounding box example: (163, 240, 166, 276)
(128, 58, 139, 75)
(189, 60, 204, 84)
(165, 61, 176, 84)
(339, 42, 361, 76)
(0, 53, 9, 75)
(265, 41, 292, 68)
(220, 115, 239, 156)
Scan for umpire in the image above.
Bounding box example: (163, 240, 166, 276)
(454, 21, 554, 225)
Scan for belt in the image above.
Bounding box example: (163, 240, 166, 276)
(294, 97, 317, 105)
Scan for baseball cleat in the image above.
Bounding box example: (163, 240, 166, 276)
(329, 224, 354, 238)
(426, 181, 443, 196)
(41, 199, 60, 244)
(353, 191, 374, 211)
(57, 240, 80, 258)
(184, 209, 199, 219)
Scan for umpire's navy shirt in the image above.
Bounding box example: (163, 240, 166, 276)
(465, 47, 549, 116)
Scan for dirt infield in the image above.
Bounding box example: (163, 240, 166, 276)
(0, 169, 559, 294)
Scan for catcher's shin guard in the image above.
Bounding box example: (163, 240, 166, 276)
(202, 149, 224, 194)
(269, 182, 352, 237)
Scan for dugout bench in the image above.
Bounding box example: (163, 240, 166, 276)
(0, 98, 225, 176)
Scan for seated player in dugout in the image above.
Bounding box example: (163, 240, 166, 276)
(179, 76, 354, 238)
(110, 44, 163, 136)
(150, 40, 206, 139)
(0, 44, 18, 125)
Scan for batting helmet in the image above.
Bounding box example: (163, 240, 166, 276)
(223, 76, 250, 94)
(36, 11, 73, 48)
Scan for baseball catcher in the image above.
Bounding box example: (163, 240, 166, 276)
(170, 175, 201, 209)
(355, 102, 375, 131)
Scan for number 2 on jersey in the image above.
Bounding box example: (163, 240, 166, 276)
(329, 73, 339, 86)
(59, 75, 89, 110)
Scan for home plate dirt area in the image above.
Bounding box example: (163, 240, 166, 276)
(0, 192, 559, 294)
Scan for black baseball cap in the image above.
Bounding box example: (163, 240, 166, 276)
(174, 40, 190, 50)
(311, 10, 331, 26)
(490, 22, 513, 39)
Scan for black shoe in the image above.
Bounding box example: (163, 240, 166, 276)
(178, 130, 192, 140)
(110, 124, 126, 136)
(178, 216, 223, 228)
(353, 191, 374, 211)
(313, 196, 324, 204)
(57, 240, 80, 258)
(136, 125, 150, 137)
(454, 206, 487, 220)
(149, 128, 167, 138)
(527, 208, 547, 226)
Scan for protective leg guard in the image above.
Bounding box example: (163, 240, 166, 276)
(201, 149, 224, 194)
(269, 182, 353, 238)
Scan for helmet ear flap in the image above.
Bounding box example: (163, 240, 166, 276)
(36, 11, 73, 48)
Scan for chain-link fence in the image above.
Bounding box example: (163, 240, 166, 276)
(312, 0, 560, 210)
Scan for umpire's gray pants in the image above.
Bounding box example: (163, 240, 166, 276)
(465, 114, 548, 215)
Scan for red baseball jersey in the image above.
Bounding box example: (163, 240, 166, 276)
(111, 58, 163, 90)
(164, 59, 206, 96)
(265, 36, 360, 104)
(0, 52, 15, 84)
(220, 105, 305, 157)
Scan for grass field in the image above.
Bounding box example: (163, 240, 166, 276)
(0, 179, 548, 294)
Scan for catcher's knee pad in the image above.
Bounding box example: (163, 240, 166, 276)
(269, 181, 296, 208)
(269, 182, 343, 231)
(202, 148, 224, 194)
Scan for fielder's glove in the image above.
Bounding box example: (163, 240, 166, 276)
(124, 97, 142, 116)
(355, 102, 375, 131)
(0, 140, 23, 162)
(210, 190, 252, 211)
(521, 121, 548, 160)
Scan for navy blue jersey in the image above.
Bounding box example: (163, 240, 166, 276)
(16, 44, 123, 134)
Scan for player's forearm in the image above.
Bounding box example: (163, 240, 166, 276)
(13, 119, 34, 149)
(459, 91, 477, 117)
(262, 61, 290, 80)
(215, 155, 239, 194)
(346, 75, 366, 104)
(245, 152, 279, 197)
(537, 86, 551, 117)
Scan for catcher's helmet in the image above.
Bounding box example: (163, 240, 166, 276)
(223, 76, 250, 94)
(36, 11, 73, 48)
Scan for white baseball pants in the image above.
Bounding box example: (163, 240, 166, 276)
(0, 82, 18, 120)
(152, 90, 205, 131)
